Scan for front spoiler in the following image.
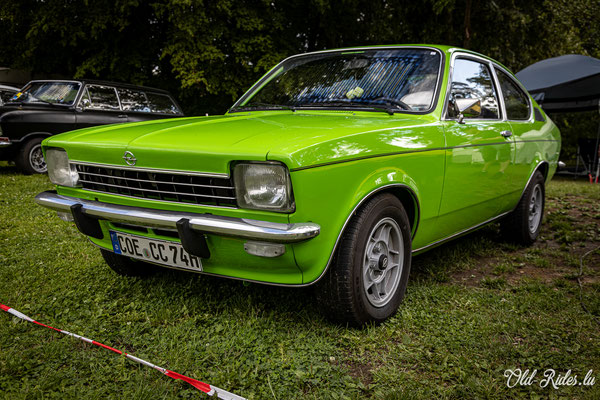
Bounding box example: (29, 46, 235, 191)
(34, 191, 320, 243)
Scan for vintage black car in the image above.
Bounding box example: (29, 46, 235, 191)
(0, 80, 184, 173)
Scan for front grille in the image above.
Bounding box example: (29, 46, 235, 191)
(74, 163, 237, 207)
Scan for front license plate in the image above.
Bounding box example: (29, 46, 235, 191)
(109, 231, 202, 272)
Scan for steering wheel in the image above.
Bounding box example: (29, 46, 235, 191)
(371, 96, 412, 111)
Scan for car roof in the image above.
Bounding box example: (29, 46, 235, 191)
(26, 79, 173, 95)
(0, 84, 19, 91)
(281, 44, 514, 75)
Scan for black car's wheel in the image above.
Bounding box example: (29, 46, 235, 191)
(16, 138, 47, 174)
(501, 170, 545, 245)
(100, 249, 157, 277)
(316, 193, 412, 326)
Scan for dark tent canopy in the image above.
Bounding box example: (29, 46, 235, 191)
(516, 54, 600, 112)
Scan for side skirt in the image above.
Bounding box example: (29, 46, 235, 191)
(411, 211, 510, 255)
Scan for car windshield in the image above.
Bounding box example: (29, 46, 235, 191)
(9, 81, 81, 105)
(232, 48, 442, 113)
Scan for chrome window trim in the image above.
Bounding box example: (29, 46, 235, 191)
(492, 64, 534, 122)
(76, 86, 89, 109)
(17, 80, 83, 107)
(114, 86, 123, 111)
(116, 88, 150, 113)
(230, 45, 446, 116)
(442, 52, 504, 122)
(80, 84, 122, 112)
(145, 92, 183, 115)
(69, 161, 230, 179)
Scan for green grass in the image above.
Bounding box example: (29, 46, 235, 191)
(1, 164, 599, 399)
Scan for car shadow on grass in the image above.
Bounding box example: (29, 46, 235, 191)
(0, 162, 20, 174)
(409, 223, 511, 284)
(121, 223, 509, 328)
(133, 264, 323, 325)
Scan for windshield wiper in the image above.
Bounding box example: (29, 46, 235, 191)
(299, 100, 401, 115)
(232, 102, 296, 112)
(369, 96, 412, 111)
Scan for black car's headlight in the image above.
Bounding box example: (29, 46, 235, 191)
(233, 162, 294, 212)
(46, 148, 80, 187)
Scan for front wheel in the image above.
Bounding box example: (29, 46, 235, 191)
(501, 170, 546, 245)
(316, 194, 412, 326)
(16, 138, 47, 174)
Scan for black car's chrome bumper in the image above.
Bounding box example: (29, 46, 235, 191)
(34, 191, 320, 243)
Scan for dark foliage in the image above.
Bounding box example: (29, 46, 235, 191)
(1, 0, 598, 159)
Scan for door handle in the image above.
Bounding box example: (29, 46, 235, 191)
(117, 114, 127, 119)
(500, 130, 513, 138)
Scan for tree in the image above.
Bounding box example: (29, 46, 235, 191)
(1, 0, 598, 116)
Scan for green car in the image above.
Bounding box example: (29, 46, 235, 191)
(35, 45, 560, 325)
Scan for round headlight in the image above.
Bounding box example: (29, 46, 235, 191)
(46, 148, 80, 187)
(234, 163, 294, 212)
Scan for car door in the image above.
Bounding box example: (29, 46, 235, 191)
(437, 56, 515, 238)
(75, 84, 127, 129)
(494, 67, 546, 201)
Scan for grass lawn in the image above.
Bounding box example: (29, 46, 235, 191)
(0, 162, 598, 399)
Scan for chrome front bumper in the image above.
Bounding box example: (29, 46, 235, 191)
(34, 191, 320, 243)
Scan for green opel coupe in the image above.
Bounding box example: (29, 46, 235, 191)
(35, 45, 560, 325)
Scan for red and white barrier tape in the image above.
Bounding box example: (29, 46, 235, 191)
(1, 303, 246, 400)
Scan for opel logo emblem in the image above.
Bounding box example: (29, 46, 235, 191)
(123, 151, 137, 166)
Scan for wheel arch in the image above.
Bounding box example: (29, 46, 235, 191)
(312, 182, 421, 285)
(516, 160, 549, 207)
(13, 131, 53, 144)
(374, 185, 420, 238)
(537, 160, 549, 182)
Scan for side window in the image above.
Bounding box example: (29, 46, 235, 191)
(146, 93, 181, 115)
(447, 58, 499, 119)
(495, 69, 531, 120)
(83, 85, 120, 110)
(117, 88, 150, 112)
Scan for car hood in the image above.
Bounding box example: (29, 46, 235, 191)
(44, 111, 440, 174)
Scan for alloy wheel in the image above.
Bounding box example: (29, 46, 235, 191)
(362, 217, 404, 308)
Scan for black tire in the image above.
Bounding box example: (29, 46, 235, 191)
(316, 193, 412, 326)
(100, 249, 157, 277)
(501, 170, 545, 245)
(16, 138, 47, 174)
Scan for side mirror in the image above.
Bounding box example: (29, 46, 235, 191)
(79, 98, 91, 110)
(453, 97, 482, 123)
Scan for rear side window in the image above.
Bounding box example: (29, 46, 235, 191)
(118, 88, 150, 112)
(146, 93, 181, 114)
(83, 85, 120, 110)
(495, 69, 531, 120)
